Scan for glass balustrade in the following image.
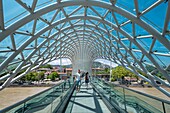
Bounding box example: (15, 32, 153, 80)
(91, 77, 170, 113)
(1, 78, 74, 113)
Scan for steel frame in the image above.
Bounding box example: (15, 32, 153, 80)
(0, 0, 170, 96)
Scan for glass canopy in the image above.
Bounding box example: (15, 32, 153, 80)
(0, 0, 170, 96)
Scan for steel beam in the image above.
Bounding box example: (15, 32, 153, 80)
(0, 0, 169, 51)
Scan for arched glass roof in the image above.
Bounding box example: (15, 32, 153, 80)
(0, 0, 170, 96)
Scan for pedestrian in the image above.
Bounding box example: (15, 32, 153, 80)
(67, 76, 71, 88)
(85, 72, 89, 90)
(76, 69, 81, 92)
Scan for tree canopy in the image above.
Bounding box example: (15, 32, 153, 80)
(111, 66, 138, 81)
(21, 71, 45, 82)
(47, 72, 59, 81)
(40, 64, 53, 69)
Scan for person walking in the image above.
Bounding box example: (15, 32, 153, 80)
(85, 72, 89, 90)
(76, 69, 81, 92)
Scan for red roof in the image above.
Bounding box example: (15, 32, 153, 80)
(45, 72, 51, 74)
(58, 72, 67, 74)
(92, 68, 104, 70)
(66, 68, 72, 71)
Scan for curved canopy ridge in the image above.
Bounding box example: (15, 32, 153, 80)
(0, 0, 170, 96)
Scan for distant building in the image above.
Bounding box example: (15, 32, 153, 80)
(58, 72, 67, 80)
(95, 74, 109, 77)
(51, 68, 59, 72)
(124, 77, 137, 82)
(58, 68, 73, 79)
(66, 68, 72, 76)
(37, 68, 51, 72)
(37, 67, 73, 80)
(92, 68, 104, 76)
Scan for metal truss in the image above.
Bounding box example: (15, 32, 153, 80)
(0, 0, 170, 97)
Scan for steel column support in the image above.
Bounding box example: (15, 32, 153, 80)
(162, 0, 170, 36)
(0, 0, 4, 30)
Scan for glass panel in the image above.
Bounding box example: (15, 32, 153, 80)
(137, 0, 157, 12)
(6, 103, 24, 113)
(65, 91, 76, 113)
(92, 77, 170, 113)
(31, 103, 52, 113)
(3, 0, 28, 27)
(35, 0, 56, 11)
(114, 12, 129, 25)
(111, 85, 125, 110)
(116, 0, 135, 14)
(24, 89, 53, 112)
(91, 6, 107, 17)
(51, 97, 61, 112)
(141, 3, 167, 32)
(1, 82, 71, 113)
(124, 89, 163, 113)
(165, 103, 170, 113)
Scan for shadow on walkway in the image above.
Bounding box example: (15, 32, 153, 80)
(66, 83, 110, 113)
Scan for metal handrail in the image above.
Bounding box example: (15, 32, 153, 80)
(54, 83, 76, 113)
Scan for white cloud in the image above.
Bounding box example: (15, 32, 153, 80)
(95, 59, 118, 68)
(48, 58, 72, 65)
(48, 58, 118, 68)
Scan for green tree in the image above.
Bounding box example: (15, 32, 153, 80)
(40, 64, 52, 69)
(62, 66, 66, 69)
(104, 68, 109, 73)
(25, 72, 39, 81)
(111, 66, 138, 81)
(21, 71, 45, 82)
(48, 72, 59, 81)
(137, 70, 147, 78)
(38, 71, 45, 80)
(96, 68, 110, 74)
(33, 72, 39, 81)
(20, 75, 26, 82)
(25, 72, 33, 81)
(145, 65, 156, 72)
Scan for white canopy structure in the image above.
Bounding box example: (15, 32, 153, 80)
(0, 0, 170, 96)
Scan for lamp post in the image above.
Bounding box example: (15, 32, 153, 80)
(109, 11, 113, 82)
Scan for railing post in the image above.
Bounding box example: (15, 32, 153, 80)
(62, 84, 64, 93)
(22, 102, 26, 113)
(162, 102, 166, 113)
(109, 86, 111, 101)
(50, 100, 53, 113)
(136, 103, 139, 112)
(123, 87, 127, 111)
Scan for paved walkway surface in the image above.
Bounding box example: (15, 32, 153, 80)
(67, 83, 111, 113)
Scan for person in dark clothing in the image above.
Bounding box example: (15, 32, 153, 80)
(85, 72, 89, 90)
(67, 76, 71, 88)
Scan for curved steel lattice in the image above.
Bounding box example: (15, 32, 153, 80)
(0, 0, 170, 96)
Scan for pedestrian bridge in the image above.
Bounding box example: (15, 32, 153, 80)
(0, 0, 170, 112)
(1, 78, 169, 113)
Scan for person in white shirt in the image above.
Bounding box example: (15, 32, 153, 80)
(76, 69, 81, 92)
